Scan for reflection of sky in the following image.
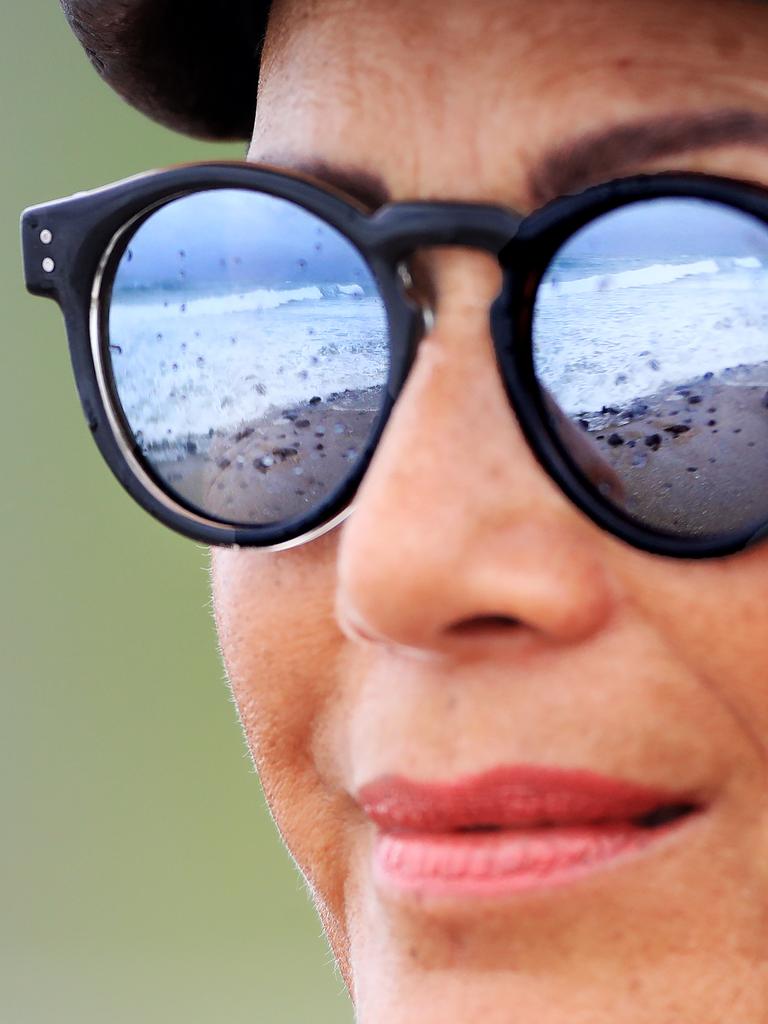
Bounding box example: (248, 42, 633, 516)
(116, 189, 370, 292)
(564, 198, 768, 260)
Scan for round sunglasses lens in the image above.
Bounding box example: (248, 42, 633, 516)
(532, 197, 768, 543)
(106, 189, 389, 529)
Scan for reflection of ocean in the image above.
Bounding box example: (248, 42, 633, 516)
(109, 285, 389, 445)
(534, 256, 768, 414)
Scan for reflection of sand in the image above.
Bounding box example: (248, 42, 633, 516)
(150, 387, 382, 525)
(561, 368, 768, 538)
(144, 364, 768, 541)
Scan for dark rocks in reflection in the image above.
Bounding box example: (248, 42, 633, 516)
(553, 362, 768, 538)
(145, 385, 384, 526)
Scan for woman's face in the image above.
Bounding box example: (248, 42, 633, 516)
(212, 1, 768, 1019)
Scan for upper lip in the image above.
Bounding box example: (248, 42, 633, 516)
(356, 765, 702, 833)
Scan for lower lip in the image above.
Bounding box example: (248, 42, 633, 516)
(374, 821, 685, 898)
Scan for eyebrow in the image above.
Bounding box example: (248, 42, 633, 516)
(258, 108, 768, 213)
(530, 108, 768, 205)
(258, 154, 392, 210)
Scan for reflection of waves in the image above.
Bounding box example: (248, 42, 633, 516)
(534, 260, 768, 414)
(544, 258, 721, 295)
(109, 291, 388, 444)
(114, 281, 366, 317)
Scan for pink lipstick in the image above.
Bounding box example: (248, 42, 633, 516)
(357, 766, 700, 898)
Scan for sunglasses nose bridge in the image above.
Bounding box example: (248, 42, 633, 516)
(367, 202, 523, 262)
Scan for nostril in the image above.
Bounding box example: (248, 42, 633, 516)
(447, 615, 522, 635)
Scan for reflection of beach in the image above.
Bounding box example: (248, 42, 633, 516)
(562, 364, 768, 538)
(150, 386, 383, 525)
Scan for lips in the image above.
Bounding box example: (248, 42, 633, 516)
(357, 766, 701, 898)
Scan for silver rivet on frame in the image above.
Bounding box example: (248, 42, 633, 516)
(39, 229, 53, 245)
(42, 257, 55, 273)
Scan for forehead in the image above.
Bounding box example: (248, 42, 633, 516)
(253, 0, 768, 208)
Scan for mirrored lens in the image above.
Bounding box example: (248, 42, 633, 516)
(106, 188, 389, 528)
(533, 198, 768, 542)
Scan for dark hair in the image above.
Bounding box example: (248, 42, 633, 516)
(60, 0, 270, 139)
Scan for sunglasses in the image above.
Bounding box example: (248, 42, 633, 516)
(21, 163, 768, 557)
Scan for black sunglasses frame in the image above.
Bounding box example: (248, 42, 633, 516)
(21, 162, 768, 557)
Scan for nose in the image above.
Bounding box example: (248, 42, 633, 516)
(334, 249, 618, 661)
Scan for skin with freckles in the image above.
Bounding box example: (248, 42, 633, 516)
(211, 0, 768, 1020)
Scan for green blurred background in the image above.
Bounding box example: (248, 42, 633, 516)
(2, 6, 352, 1021)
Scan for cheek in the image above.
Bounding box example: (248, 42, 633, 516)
(625, 546, 768, 748)
(210, 538, 346, 852)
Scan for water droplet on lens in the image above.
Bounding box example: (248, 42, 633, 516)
(196, 356, 205, 368)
